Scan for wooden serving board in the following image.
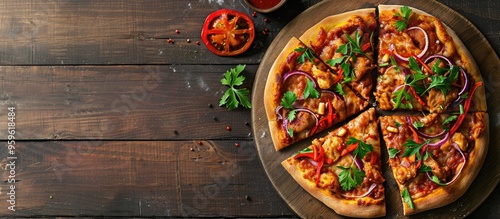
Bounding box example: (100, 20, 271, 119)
(251, 0, 500, 218)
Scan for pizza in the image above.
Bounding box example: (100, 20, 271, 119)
(263, 8, 376, 151)
(262, 4, 489, 217)
(379, 112, 489, 215)
(282, 108, 385, 218)
(374, 5, 487, 113)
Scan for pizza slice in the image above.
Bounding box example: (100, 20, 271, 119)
(282, 108, 385, 218)
(299, 8, 377, 102)
(379, 111, 489, 215)
(375, 5, 487, 113)
(264, 37, 369, 151)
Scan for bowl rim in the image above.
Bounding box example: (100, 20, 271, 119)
(244, 0, 287, 13)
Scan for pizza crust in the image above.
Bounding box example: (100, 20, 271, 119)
(282, 158, 385, 218)
(403, 113, 489, 215)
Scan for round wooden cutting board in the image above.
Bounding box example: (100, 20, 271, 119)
(251, 0, 500, 218)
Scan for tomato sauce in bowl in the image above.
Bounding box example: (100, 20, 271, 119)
(244, 0, 286, 13)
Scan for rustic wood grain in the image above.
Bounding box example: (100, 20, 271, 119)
(0, 140, 293, 217)
(252, 0, 500, 218)
(0, 0, 317, 66)
(0, 65, 256, 140)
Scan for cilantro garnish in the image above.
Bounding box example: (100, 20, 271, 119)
(430, 175, 447, 186)
(281, 91, 297, 109)
(219, 64, 252, 110)
(431, 59, 449, 75)
(326, 30, 368, 83)
(442, 115, 457, 127)
(334, 83, 346, 95)
(338, 165, 365, 191)
(392, 71, 427, 109)
(388, 148, 400, 159)
(346, 137, 374, 159)
(303, 78, 320, 99)
(413, 120, 424, 129)
(402, 139, 428, 158)
(295, 47, 316, 64)
(420, 164, 432, 173)
(394, 6, 412, 31)
(287, 109, 296, 122)
(424, 65, 460, 97)
(402, 187, 415, 209)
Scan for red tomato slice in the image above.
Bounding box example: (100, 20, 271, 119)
(201, 9, 255, 56)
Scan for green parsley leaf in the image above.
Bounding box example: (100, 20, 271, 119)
(287, 110, 296, 121)
(394, 121, 402, 127)
(392, 87, 413, 109)
(287, 127, 294, 137)
(430, 175, 447, 186)
(424, 65, 460, 97)
(402, 187, 415, 209)
(388, 148, 401, 158)
(326, 56, 347, 66)
(346, 137, 374, 159)
(341, 62, 354, 83)
(413, 120, 424, 129)
(338, 165, 365, 191)
(303, 78, 320, 99)
(219, 64, 252, 110)
(402, 139, 427, 158)
(281, 91, 297, 109)
(442, 115, 458, 126)
(394, 6, 412, 31)
(295, 47, 316, 64)
(420, 164, 432, 173)
(431, 59, 449, 75)
(335, 83, 346, 95)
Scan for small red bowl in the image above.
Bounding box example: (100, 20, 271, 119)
(244, 0, 287, 13)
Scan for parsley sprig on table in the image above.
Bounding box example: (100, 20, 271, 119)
(395, 6, 412, 31)
(219, 64, 252, 110)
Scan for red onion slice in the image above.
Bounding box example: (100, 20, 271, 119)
(426, 143, 466, 186)
(427, 132, 450, 148)
(391, 26, 429, 62)
(282, 70, 318, 88)
(406, 116, 447, 138)
(340, 184, 377, 199)
(424, 54, 453, 67)
(349, 153, 364, 171)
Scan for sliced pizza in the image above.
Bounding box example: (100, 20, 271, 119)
(282, 108, 385, 218)
(375, 5, 487, 113)
(379, 111, 489, 215)
(299, 8, 377, 102)
(264, 37, 369, 151)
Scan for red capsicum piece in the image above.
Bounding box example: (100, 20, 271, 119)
(449, 82, 483, 136)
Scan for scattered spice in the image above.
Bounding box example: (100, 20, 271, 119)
(235, 143, 240, 147)
(190, 147, 194, 151)
(226, 126, 232, 131)
(175, 29, 180, 34)
(187, 39, 191, 43)
(245, 195, 251, 201)
(264, 18, 269, 23)
(245, 121, 250, 126)
(252, 11, 257, 17)
(262, 31, 267, 36)
(197, 140, 203, 145)
(167, 38, 174, 44)
(173, 130, 179, 135)
(195, 41, 200, 45)
(264, 27, 269, 32)
(208, 103, 213, 108)
(213, 116, 218, 121)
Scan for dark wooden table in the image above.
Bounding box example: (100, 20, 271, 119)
(0, 0, 497, 218)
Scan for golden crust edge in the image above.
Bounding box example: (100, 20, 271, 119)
(298, 8, 376, 46)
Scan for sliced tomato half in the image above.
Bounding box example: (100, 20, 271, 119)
(201, 9, 255, 56)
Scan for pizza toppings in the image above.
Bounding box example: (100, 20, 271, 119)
(394, 6, 412, 31)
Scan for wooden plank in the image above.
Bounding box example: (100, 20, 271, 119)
(0, 140, 293, 217)
(0, 65, 257, 140)
(0, 0, 313, 65)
